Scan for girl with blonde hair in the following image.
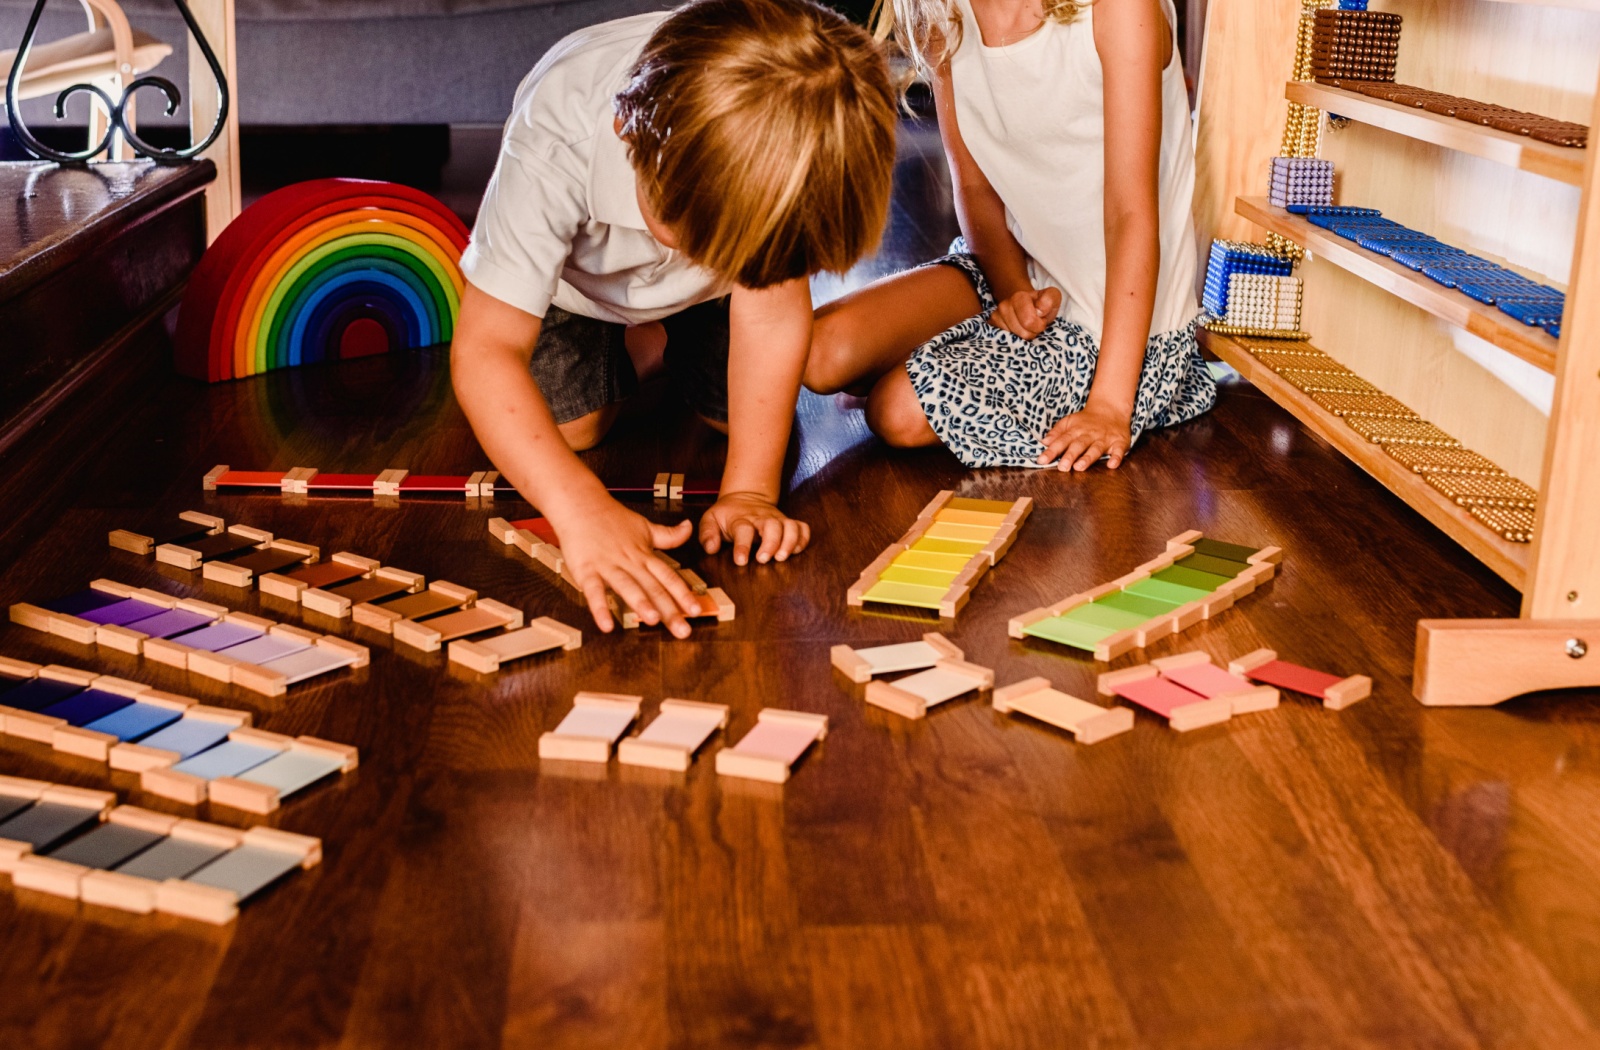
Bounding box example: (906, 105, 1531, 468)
(805, 0, 1216, 471)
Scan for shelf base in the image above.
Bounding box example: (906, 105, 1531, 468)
(1415, 618, 1600, 705)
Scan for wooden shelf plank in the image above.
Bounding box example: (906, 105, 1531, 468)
(1199, 328, 1530, 589)
(1446, 0, 1600, 12)
(1285, 81, 1586, 186)
(1236, 196, 1561, 374)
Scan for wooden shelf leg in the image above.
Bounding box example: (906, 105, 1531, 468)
(1414, 618, 1600, 706)
(189, 0, 240, 242)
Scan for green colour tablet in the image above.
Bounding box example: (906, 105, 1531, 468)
(1023, 616, 1116, 650)
(1175, 553, 1250, 579)
(1152, 565, 1231, 592)
(1191, 538, 1259, 562)
(1064, 603, 1150, 631)
(1095, 590, 1183, 618)
(1126, 576, 1210, 605)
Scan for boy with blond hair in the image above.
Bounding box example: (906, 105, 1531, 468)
(453, 0, 896, 637)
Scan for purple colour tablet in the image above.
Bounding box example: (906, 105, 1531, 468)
(169, 621, 264, 652)
(121, 608, 217, 639)
(79, 598, 169, 626)
(215, 634, 309, 665)
(44, 590, 128, 617)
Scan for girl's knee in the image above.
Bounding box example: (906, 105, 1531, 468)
(866, 376, 937, 448)
(803, 308, 854, 394)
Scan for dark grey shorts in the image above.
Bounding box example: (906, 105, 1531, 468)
(533, 299, 731, 424)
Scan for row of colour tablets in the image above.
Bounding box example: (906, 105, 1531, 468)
(1098, 651, 1281, 733)
(204, 465, 494, 498)
(1097, 648, 1369, 730)
(256, 551, 554, 660)
(11, 580, 367, 697)
(833, 636, 1132, 740)
(488, 517, 735, 628)
(830, 634, 997, 720)
(110, 510, 581, 672)
(0, 656, 359, 812)
(201, 465, 720, 502)
(110, 512, 324, 587)
(0, 775, 320, 924)
(536, 693, 827, 784)
(848, 492, 1032, 618)
(114, 507, 578, 666)
(1010, 530, 1282, 661)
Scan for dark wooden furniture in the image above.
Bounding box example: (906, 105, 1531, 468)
(0, 159, 211, 453)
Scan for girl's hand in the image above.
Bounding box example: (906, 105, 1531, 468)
(987, 286, 1063, 340)
(699, 492, 811, 566)
(1039, 401, 1132, 471)
(556, 496, 699, 638)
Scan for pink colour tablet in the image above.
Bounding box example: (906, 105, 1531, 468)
(1110, 676, 1208, 718)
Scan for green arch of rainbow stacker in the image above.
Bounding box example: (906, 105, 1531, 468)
(253, 230, 462, 374)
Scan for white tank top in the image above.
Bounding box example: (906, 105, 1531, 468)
(946, 0, 1201, 341)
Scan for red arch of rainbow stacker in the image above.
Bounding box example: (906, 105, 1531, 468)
(175, 179, 471, 382)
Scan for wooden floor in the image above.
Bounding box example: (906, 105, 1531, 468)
(2, 128, 1599, 1049)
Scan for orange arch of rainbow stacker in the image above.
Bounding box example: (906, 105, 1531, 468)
(175, 179, 472, 382)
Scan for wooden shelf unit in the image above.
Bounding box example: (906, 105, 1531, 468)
(1284, 81, 1585, 187)
(1196, 0, 1600, 621)
(1237, 195, 1561, 374)
(1199, 329, 1529, 586)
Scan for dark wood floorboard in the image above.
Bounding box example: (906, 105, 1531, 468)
(1, 125, 1596, 1049)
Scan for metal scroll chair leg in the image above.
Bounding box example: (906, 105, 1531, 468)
(6, 0, 230, 165)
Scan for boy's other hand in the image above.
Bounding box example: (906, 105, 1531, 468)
(699, 492, 811, 566)
(558, 497, 699, 638)
(1038, 400, 1132, 472)
(987, 287, 1062, 340)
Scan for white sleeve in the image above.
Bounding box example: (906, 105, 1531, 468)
(460, 143, 588, 319)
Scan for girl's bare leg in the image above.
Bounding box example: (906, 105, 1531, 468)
(865, 366, 939, 448)
(806, 263, 980, 396)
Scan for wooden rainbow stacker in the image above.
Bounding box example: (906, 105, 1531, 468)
(848, 492, 1031, 618)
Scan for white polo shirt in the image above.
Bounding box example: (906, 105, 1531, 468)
(460, 13, 729, 325)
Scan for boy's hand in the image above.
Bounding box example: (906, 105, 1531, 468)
(1038, 400, 1132, 471)
(987, 286, 1063, 340)
(699, 492, 811, 566)
(557, 496, 699, 638)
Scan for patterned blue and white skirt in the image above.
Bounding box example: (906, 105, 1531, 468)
(905, 247, 1217, 468)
